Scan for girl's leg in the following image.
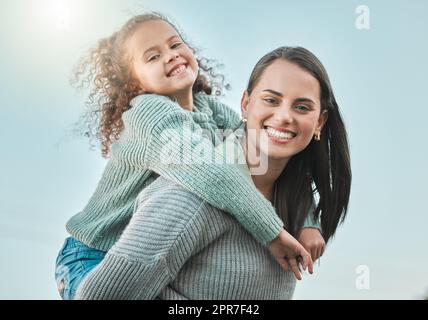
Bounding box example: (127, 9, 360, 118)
(54, 237, 106, 299)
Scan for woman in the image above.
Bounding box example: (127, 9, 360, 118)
(75, 46, 351, 299)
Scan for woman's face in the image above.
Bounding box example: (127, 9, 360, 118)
(241, 59, 328, 161)
(126, 20, 199, 97)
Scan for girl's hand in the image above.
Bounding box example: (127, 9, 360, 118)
(297, 228, 326, 263)
(268, 229, 314, 280)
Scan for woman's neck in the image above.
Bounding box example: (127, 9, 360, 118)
(250, 160, 287, 203)
(242, 137, 290, 203)
(169, 90, 193, 111)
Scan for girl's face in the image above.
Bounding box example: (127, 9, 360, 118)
(127, 20, 199, 97)
(241, 59, 328, 161)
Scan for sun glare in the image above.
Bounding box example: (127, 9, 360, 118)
(36, 0, 73, 31)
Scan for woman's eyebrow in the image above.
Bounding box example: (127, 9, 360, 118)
(262, 89, 283, 97)
(262, 89, 316, 105)
(295, 97, 316, 105)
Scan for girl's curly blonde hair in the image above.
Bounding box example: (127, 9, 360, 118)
(72, 12, 230, 158)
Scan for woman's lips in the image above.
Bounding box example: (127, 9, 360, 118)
(264, 126, 297, 144)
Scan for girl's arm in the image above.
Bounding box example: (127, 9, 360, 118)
(122, 94, 283, 245)
(197, 95, 241, 131)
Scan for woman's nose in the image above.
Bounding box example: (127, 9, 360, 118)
(273, 106, 293, 124)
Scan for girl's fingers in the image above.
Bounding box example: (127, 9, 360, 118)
(320, 245, 325, 257)
(306, 253, 314, 274)
(311, 249, 317, 264)
(313, 247, 319, 262)
(289, 258, 302, 280)
(316, 246, 324, 261)
(282, 258, 290, 272)
(320, 248, 324, 260)
(297, 250, 313, 274)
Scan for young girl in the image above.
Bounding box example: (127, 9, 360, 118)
(55, 12, 323, 299)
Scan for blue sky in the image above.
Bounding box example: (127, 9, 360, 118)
(1, 0, 427, 299)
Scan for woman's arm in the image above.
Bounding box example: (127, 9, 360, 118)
(122, 94, 283, 245)
(298, 199, 325, 263)
(302, 199, 322, 231)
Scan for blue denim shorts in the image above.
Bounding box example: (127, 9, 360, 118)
(55, 237, 106, 300)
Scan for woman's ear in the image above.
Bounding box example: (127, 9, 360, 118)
(240, 91, 250, 119)
(317, 109, 329, 132)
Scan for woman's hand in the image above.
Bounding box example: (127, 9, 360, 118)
(297, 228, 326, 263)
(268, 229, 314, 280)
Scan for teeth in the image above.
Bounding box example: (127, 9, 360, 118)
(169, 65, 186, 77)
(265, 127, 296, 140)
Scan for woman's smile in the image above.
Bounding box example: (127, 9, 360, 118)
(241, 59, 325, 160)
(264, 126, 297, 144)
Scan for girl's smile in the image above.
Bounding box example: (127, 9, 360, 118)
(167, 63, 188, 77)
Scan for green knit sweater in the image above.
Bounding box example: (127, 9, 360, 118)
(76, 177, 297, 300)
(66, 93, 318, 251)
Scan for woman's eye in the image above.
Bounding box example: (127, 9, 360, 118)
(263, 98, 278, 105)
(171, 42, 182, 49)
(296, 105, 310, 111)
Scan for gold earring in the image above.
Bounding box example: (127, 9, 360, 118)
(314, 131, 321, 141)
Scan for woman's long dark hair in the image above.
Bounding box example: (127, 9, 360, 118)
(247, 47, 352, 243)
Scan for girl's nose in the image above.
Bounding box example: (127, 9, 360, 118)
(166, 51, 180, 63)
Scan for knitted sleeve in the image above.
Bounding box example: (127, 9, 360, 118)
(203, 95, 241, 130)
(123, 94, 283, 245)
(302, 199, 322, 231)
(75, 180, 223, 300)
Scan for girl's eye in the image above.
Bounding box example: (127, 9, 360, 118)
(171, 42, 182, 49)
(148, 55, 160, 62)
(296, 105, 310, 111)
